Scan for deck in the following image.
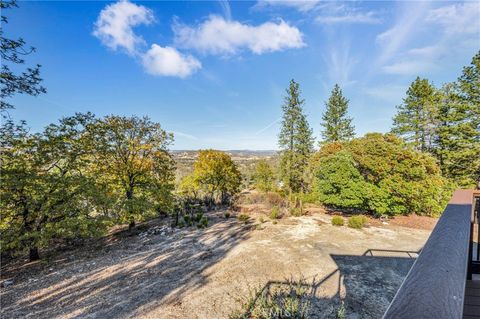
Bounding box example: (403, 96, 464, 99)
(384, 189, 480, 319)
(464, 280, 480, 318)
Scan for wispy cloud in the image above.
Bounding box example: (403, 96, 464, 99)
(254, 0, 322, 13)
(171, 130, 199, 140)
(320, 37, 357, 88)
(255, 117, 281, 135)
(364, 84, 407, 103)
(173, 15, 305, 55)
(382, 60, 437, 76)
(316, 11, 381, 25)
(217, 0, 232, 20)
(375, 1, 479, 76)
(375, 1, 432, 65)
(426, 2, 480, 35)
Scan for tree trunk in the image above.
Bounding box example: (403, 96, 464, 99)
(29, 247, 40, 262)
(128, 219, 135, 230)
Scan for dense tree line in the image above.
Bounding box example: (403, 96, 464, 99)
(392, 52, 480, 187)
(258, 51, 479, 216)
(0, 114, 176, 260)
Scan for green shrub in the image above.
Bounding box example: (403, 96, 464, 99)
(183, 214, 191, 224)
(178, 220, 185, 228)
(224, 212, 231, 218)
(238, 214, 249, 223)
(336, 301, 346, 319)
(259, 217, 265, 223)
(272, 220, 278, 225)
(290, 207, 303, 217)
(194, 212, 203, 223)
(231, 278, 311, 319)
(331, 216, 344, 226)
(270, 206, 280, 219)
(197, 216, 208, 228)
(348, 215, 368, 229)
(311, 134, 452, 216)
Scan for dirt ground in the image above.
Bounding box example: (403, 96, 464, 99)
(1, 209, 434, 319)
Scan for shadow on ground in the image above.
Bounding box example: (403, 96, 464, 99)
(241, 249, 420, 319)
(1, 217, 252, 319)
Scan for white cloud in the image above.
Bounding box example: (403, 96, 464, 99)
(255, 0, 322, 12)
(93, 0, 154, 55)
(173, 15, 305, 55)
(426, 2, 480, 35)
(316, 11, 381, 24)
(142, 44, 201, 78)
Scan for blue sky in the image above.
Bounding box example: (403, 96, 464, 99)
(6, 0, 480, 150)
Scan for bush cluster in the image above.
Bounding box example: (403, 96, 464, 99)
(238, 214, 250, 223)
(270, 206, 280, 220)
(331, 216, 344, 226)
(348, 215, 368, 229)
(310, 134, 453, 216)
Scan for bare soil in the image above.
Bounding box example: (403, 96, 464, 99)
(1, 208, 434, 319)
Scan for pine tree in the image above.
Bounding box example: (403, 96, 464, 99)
(320, 84, 355, 143)
(449, 51, 480, 187)
(278, 79, 314, 193)
(392, 77, 437, 152)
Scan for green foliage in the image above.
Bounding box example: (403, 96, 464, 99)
(313, 151, 368, 209)
(178, 174, 200, 199)
(392, 77, 437, 152)
(194, 212, 204, 223)
(433, 52, 480, 188)
(289, 207, 303, 217)
(187, 149, 242, 205)
(270, 206, 280, 219)
(89, 115, 176, 229)
(391, 53, 480, 188)
(0, 113, 108, 260)
(253, 159, 275, 192)
(311, 134, 452, 216)
(320, 84, 355, 143)
(278, 79, 314, 193)
(0, 1, 46, 111)
(238, 214, 250, 223)
(197, 216, 208, 229)
(331, 216, 344, 226)
(224, 211, 231, 218)
(231, 278, 311, 319)
(348, 215, 367, 229)
(336, 302, 346, 319)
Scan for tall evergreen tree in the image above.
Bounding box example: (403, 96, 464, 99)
(320, 84, 355, 143)
(448, 51, 480, 187)
(392, 77, 437, 152)
(278, 79, 314, 193)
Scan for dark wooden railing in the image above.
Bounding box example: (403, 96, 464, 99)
(383, 189, 478, 319)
